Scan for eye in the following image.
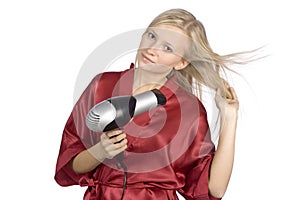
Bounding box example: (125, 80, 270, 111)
(163, 45, 173, 52)
(148, 32, 155, 40)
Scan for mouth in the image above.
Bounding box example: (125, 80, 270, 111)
(141, 53, 155, 63)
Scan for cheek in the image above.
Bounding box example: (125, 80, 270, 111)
(159, 54, 182, 67)
(136, 51, 143, 64)
(139, 38, 152, 50)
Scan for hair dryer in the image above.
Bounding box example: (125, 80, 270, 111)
(86, 89, 166, 132)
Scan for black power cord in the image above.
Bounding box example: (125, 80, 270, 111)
(111, 128, 128, 200)
(115, 153, 127, 200)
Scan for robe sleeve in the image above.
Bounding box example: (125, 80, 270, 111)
(179, 154, 221, 200)
(54, 75, 100, 186)
(178, 103, 222, 200)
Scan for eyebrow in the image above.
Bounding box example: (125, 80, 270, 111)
(148, 28, 175, 49)
(148, 28, 158, 37)
(164, 41, 174, 50)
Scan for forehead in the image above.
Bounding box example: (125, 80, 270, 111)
(148, 25, 190, 43)
(147, 25, 191, 51)
(150, 24, 188, 37)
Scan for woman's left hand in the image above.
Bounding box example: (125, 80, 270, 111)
(215, 86, 239, 117)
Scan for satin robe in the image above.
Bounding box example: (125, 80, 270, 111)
(55, 66, 221, 200)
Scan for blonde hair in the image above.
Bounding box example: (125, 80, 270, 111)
(148, 8, 255, 99)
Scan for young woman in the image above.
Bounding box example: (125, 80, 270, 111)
(55, 9, 240, 200)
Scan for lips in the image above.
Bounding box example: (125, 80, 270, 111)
(142, 53, 155, 63)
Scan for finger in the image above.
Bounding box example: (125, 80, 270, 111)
(110, 144, 128, 156)
(216, 88, 222, 96)
(225, 89, 233, 99)
(229, 87, 238, 100)
(216, 87, 231, 100)
(221, 78, 230, 87)
(114, 138, 128, 149)
(216, 88, 224, 98)
(104, 139, 127, 155)
(220, 79, 233, 99)
(106, 129, 123, 138)
(109, 133, 126, 144)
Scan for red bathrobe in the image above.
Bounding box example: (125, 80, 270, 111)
(55, 66, 221, 200)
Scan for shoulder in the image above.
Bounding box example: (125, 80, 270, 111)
(93, 71, 122, 83)
(92, 68, 131, 87)
(92, 68, 133, 102)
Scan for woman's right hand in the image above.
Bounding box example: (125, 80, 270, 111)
(71, 129, 127, 174)
(98, 129, 128, 159)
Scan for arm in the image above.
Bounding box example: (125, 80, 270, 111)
(208, 87, 239, 198)
(71, 130, 128, 174)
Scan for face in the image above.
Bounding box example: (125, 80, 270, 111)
(136, 24, 190, 73)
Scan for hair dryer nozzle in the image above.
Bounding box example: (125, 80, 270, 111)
(133, 89, 166, 116)
(151, 89, 166, 105)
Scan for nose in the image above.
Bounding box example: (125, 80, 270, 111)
(146, 46, 157, 56)
(145, 40, 162, 56)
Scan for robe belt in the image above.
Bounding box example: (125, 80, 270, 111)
(79, 177, 99, 187)
(79, 177, 178, 190)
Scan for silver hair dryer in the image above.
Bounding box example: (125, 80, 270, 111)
(86, 89, 166, 133)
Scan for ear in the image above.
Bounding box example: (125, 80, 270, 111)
(173, 59, 190, 70)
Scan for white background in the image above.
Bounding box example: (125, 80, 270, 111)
(0, 0, 299, 199)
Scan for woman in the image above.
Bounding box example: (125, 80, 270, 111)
(55, 9, 240, 200)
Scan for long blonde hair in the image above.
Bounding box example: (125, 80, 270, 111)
(148, 8, 254, 99)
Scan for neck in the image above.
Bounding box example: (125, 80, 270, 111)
(132, 67, 171, 95)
